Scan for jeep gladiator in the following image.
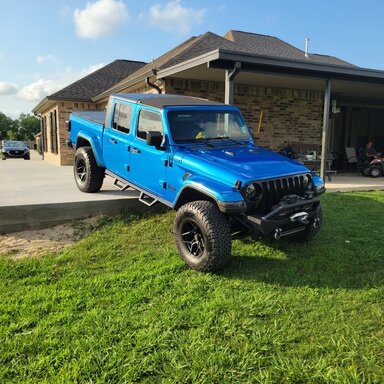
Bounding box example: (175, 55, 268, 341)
(68, 93, 325, 271)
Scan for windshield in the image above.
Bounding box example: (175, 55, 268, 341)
(4, 141, 26, 147)
(168, 110, 250, 143)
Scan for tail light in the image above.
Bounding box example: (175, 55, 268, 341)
(66, 120, 71, 132)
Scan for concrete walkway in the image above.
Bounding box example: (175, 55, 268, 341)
(0, 151, 383, 233)
(325, 173, 384, 192)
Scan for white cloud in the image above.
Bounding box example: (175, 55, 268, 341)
(36, 54, 57, 64)
(17, 63, 104, 102)
(73, 0, 128, 39)
(147, 0, 205, 35)
(0, 82, 18, 96)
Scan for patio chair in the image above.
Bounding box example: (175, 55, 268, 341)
(345, 147, 357, 171)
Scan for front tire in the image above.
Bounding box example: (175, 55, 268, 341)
(287, 207, 323, 242)
(369, 166, 381, 178)
(174, 201, 231, 272)
(74, 146, 104, 193)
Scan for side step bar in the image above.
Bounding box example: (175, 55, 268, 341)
(139, 192, 158, 207)
(113, 179, 130, 191)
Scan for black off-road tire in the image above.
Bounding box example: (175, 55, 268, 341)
(74, 146, 104, 193)
(174, 200, 231, 272)
(369, 166, 381, 178)
(24, 155, 30, 160)
(287, 206, 323, 242)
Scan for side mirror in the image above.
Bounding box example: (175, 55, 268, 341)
(146, 131, 163, 148)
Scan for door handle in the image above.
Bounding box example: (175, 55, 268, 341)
(131, 147, 140, 154)
(109, 138, 117, 144)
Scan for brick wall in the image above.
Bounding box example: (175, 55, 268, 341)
(41, 101, 97, 165)
(165, 78, 324, 151)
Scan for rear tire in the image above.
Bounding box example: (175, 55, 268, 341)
(174, 200, 231, 272)
(287, 207, 323, 242)
(74, 146, 104, 192)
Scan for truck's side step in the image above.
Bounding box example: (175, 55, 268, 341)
(139, 192, 158, 207)
(113, 178, 130, 191)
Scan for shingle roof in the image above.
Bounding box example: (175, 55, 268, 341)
(225, 30, 355, 67)
(48, 59, 146, 101)
(107, 30, 355, 94)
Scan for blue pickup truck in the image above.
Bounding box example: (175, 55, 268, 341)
(68, 93, 325, 271)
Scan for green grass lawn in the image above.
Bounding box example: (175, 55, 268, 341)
(1, 192, 383, 383)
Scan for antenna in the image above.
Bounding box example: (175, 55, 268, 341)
(305, 38, 309, 58)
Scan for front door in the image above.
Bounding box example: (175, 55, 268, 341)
(130, 109, 168, 196)
(103, 102, 133, 179)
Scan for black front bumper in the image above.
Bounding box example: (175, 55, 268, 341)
(3, 150, 29, 158)
(244, 196, 321, 237)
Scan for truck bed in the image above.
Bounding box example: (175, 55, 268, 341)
(72, 111, 106, 125)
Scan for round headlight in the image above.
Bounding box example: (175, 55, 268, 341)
(245, 183, 263, 202)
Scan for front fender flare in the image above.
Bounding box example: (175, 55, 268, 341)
(174, 176, 246, 213)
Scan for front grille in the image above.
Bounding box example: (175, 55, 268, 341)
(246, 174, 309, 214)
(9, 150, 25, 156)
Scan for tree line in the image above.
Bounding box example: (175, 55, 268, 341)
(0, 112, 40, 142)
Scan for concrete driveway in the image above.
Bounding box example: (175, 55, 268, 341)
(0, 151, 142, 233)
(0, 150, 138, 207)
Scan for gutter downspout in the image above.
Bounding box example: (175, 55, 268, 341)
(145, 69, 162, 94)
(224, 62, 241, 104)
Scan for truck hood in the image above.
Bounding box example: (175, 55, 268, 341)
(174, 144, 309, 186)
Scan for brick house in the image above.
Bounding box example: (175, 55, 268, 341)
(33, 59, 145, 165)
(34, 30, 384, 175)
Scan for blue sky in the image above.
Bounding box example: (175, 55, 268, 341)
(1, 0, 384, 117)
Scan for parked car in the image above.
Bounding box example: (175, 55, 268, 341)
(1, 140, 30, 160)
(68, 94, 325, 272)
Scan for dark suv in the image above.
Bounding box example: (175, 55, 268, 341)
(1, 140, 30, 160)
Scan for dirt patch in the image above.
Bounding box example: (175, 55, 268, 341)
(0, 216, 101, 259)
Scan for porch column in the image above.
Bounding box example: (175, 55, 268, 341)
(224, 62, 241, 104)
(320, 79, 332, 180)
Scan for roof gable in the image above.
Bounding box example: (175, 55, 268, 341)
(48, 59, 146, 101)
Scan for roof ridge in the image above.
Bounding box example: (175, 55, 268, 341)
(226, 29, 278, 40)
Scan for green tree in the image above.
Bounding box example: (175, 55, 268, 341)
(17, 113, 40, 141)
(0, 112, 15, 140)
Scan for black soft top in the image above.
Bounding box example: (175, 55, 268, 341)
(112, 93, 225, 109)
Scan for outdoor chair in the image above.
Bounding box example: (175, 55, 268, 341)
(345, 147, 358, 171)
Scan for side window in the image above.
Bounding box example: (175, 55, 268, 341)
(113, 103, 132, 134)
(137, 110, 163, 140)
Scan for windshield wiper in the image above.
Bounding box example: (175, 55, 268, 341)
(206, 136, 247, 146)
(179, 138, 215, 147)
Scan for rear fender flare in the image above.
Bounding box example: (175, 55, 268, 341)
(76, 130, 104, 167)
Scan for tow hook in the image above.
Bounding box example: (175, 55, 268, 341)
(274, 228, 282, 240)
(313, 218, 320, 229)
(290, 212, 309, 224)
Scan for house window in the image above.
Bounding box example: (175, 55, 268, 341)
(50, 110, 58, 154)
(41, 116, 47, 152)
(113, 103, 132, 134)
(137, 110, 163, 141)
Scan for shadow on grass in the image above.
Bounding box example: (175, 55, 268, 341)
(221, 192, 384, 289)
